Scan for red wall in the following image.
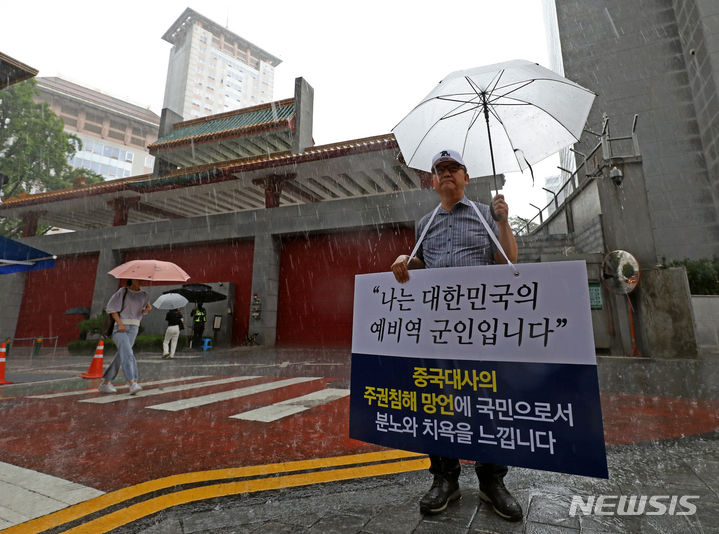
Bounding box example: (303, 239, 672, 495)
(15, 253, 99, 346)
(123, 240, 254, 345)
(276, 225, 414, 346)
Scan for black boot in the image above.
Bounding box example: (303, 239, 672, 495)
(478, 476, 523, 522)
(419, 474, 461, 515)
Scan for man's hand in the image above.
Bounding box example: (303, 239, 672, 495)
(492, 194, 509, 223)
(142, 303, 152, 315)
(391, 254, 411, 283)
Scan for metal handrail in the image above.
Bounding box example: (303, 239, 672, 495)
(516, 115, 640, 236)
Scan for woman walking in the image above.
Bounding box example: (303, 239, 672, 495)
(162, 308, 184, 359)
(98, 279, 151, 395)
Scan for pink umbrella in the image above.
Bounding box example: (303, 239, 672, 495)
(108, 260, 190, 282)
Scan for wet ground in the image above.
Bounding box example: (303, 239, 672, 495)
(0, 346, 716, 533)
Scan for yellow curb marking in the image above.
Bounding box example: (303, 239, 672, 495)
(5, 450, 428, 533)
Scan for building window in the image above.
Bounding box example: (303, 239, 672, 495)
(84, 123, 102, 135)
(85, 111, 103, 124)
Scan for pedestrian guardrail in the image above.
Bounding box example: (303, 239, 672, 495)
(4, 336, 59, 360)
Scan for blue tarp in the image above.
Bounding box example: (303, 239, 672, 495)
(0, 235, 56, 275)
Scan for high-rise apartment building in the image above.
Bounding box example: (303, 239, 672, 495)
(162, 8, 281, 120)
(34, 77, 160, 180)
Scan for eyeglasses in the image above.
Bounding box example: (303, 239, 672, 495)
(433, 163, 464, 175)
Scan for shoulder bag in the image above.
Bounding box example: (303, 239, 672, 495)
(103, 288, 127, 338)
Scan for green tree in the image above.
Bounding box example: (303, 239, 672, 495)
(0, 78, 103, 236)
(668, 257, 719, 295)
(509, 215, 538, 235)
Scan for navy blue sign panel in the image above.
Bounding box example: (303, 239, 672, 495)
(349, 353, 608, 478)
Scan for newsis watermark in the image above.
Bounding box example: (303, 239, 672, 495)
(569, 495, 699, 516)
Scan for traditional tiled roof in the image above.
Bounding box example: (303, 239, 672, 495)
(0, 132, 424, 229)
(0, 134, 399, 207)
(135, 134, 399, 192)
(0, 51, 38, 89)
(0, 174, 153, 207)
(149, 99, 295, 150)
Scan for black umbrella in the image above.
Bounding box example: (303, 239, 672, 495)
(164, 284, 226, 304)
(65, 306, 91, 315)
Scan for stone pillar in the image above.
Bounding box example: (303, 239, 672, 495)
(637, 268, 698, 358)
(108, 197, 139, 226)
(91, 248, 123, 317)
(0, 271, 26, 341)
(293, 77, 314, 154)
(249, 233, 281, 345)
(417, 170, 433, 189)
(595, 156, 657, 267)
(21, 211, 43, 237)
(253, 175, 294, 208)
(152, 108, 184, 177)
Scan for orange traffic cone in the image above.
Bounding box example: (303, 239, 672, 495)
(0, 342, 12, 385)
(80, 340, 105, 379)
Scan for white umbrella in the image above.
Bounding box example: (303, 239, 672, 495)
(152, 293, 189, 310)
(392, 59, 596, 190)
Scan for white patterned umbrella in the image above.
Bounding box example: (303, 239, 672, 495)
(392, 59, 596, 190)
(152, 293, 189, 310)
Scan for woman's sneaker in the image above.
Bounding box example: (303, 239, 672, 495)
(129, 382, 143, 395)
(98, 382, 117, 394)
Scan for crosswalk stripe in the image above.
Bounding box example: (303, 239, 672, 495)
(28, 376, 211, 399)
(230, 388, 350, 422)
(147, 376, 322, 412)
(79, 376, 260, 404)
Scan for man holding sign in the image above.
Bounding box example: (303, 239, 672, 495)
(390, 149, 521, 520)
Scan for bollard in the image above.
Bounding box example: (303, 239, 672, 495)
(33, 337, 43, 356)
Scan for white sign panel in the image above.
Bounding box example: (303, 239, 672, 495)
(352, 261, 595, 365)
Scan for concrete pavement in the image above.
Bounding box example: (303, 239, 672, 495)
(0, 346, 716, 533)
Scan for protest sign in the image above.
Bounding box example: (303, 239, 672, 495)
(350, 261, 608, 478)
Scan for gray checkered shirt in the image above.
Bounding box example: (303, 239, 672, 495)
(415, 196, 498, 269)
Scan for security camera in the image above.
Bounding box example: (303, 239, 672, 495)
(609, 166, 623, 186)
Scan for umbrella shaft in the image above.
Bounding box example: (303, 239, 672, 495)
(482, 98, 499, 192)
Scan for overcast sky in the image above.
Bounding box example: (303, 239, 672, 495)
(1, 0, 563, 217)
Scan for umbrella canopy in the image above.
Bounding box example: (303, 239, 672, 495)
(64, 306, 91, 315)
(164, 283, 226, 304)
(108, 260, 190, 282)
(392, 59, 596, 188)
(0, 235, 56, 275)
(153, 293, 189, 310)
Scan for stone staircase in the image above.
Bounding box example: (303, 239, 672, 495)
(516, 233, 575, 263)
